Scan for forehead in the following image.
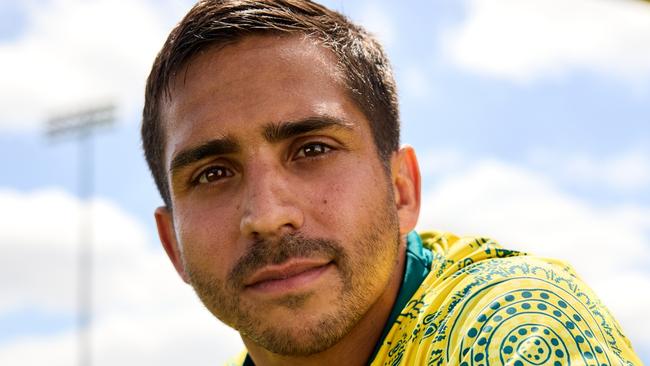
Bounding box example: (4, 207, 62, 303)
(161, 35, 363, 159)
(171, 34, 343, 103)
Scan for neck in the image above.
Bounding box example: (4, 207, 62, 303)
(243, 241, 407, 366)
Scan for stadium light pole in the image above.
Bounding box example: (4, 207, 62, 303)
(46, 104, 115, 366)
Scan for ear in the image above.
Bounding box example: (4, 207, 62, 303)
(155, 206, 190, 284)
(391, 145, 421, 236)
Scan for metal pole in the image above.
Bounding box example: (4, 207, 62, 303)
(46, 104, 114, 366)
(78, 131, 93, 366)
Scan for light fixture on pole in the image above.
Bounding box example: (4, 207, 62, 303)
(46, 104, 115, 366)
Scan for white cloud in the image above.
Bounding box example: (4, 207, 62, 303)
(442, 0, 650, 84)
(418, 158, 650, 349)
(0, 0, 179, 131)
(0, 309, 243, 366)
(356, 2, 397, 47)
(0, 188, 243, 365)
(529, 148, 650, 192)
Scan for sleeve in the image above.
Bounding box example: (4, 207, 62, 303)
(446, 257, 642, 366)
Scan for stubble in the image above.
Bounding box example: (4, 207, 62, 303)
(185, 188, 401, 356)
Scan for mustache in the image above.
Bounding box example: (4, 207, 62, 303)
(228, 234, 343, 288)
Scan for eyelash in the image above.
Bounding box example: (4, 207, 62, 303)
(191, 142, 334, 186)
(193, 165, 234, 185)
(294, 142, 333, 159)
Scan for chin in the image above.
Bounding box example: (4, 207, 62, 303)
(244, 310, 354, 356)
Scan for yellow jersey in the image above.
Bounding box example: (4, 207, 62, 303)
(370, 231, 641, 366)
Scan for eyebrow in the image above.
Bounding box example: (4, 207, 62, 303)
(263, 116, 353, 143)
(169, 116, 353, 175)
(170, 137, 239, 174)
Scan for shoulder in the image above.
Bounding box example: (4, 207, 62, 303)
(372, 231, 641, 366)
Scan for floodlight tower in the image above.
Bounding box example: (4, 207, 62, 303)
(46, 104, 115, 366)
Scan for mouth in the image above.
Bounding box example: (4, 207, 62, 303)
(243, 259, 333, 295)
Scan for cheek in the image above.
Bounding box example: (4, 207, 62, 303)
(307, 164, 386, 235)
(175, 205, 241, 277)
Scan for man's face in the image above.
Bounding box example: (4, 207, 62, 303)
(156, 35, 408, 355)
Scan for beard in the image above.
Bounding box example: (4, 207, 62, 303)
(184, 189, 401, 356)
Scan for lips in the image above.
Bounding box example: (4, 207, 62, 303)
(243, 259, 332, 292)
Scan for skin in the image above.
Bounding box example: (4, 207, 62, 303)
(154, 34, 421, 366)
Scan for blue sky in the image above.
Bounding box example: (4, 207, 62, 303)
(0, 0, 649, 364)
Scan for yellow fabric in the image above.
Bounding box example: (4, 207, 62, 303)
(369, 231, 642, 366)
(226, 351, 247, 366)
(227, 231, 642, 365)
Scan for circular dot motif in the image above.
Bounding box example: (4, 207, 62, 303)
(498, 326, 556, 366)
(497, 325, 572, 366)
(456, 288, 609, 366)
(516, 336, 551, 365)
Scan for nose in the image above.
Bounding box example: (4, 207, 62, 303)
(239, 161, 304, 240)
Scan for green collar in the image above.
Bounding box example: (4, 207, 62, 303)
(366, 230, 433, 364)
(243, 231, 432, 366)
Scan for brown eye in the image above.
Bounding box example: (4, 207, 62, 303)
(296, 143, 331, 158)
(197, 166, 233, 184)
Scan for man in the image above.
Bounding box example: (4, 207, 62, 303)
(141, 1, 641, 365)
